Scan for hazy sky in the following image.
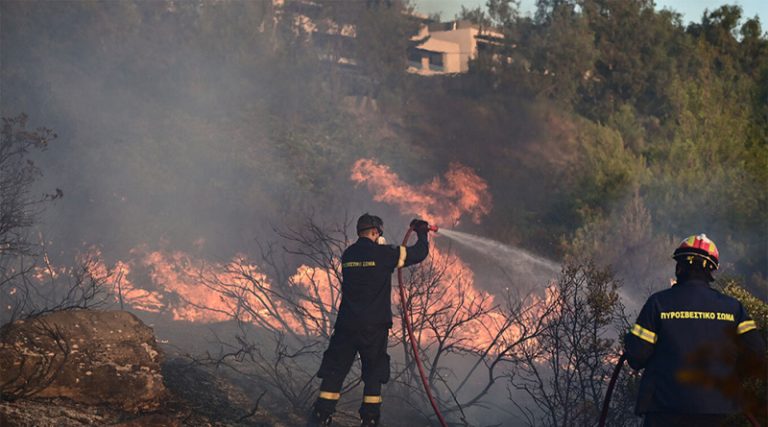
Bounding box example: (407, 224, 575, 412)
(415, 0, 768, 24)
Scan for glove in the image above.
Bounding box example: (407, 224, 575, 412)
(410, 219, 430, 233)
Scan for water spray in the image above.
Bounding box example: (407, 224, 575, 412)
(437, 229, 559, 274)
(398, 225, 448, 427)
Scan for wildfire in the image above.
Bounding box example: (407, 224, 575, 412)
(6, 231, 558, 360)
(10, 157, 558, 356)
(84, 246, 340, 336)
(401, 246, 557, 353)
(350, 158, 492, 226)
(78, 243, 550, 355)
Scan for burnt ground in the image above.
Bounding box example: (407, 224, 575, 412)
(0, 357, 364, 427)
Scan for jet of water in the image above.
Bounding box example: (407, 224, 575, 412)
(437, 229, 560, 289)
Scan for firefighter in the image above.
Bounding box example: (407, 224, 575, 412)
(624, 234, 766, 427)
(308, 214, 431, 427)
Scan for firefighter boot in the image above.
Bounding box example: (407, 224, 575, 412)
(306, 408, 333, 427)
(360, 414, 380, 427)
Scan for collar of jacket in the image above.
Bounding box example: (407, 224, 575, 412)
(356, 237, 376, 246)
(675, 279, 711, 288)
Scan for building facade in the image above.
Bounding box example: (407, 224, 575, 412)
(408, 20, 504, 75)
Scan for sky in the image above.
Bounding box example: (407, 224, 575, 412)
(414, 0, 768, 25)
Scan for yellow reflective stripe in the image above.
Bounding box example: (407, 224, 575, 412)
(737, 320, 757, 335)
(342, 261, 376, 268)
(363, 395, 382, 404)
(396, 246, 407, 268)
(318, 391, 340, 400)
(631, 323, 657, 344)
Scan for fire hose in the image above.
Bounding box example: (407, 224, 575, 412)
(398, 225, 449, 427)
(598, 353, 626, 427)
(599, 354, 761, 427)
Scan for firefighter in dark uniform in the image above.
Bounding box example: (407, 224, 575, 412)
(308, 213, 432, 427)
(624, 234, 766, 427)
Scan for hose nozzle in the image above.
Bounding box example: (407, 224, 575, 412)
(428, 225, 439, 233)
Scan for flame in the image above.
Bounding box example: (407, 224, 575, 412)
(348, 158, 560, 355)
(350, 158, 492, 225)
(140, 249, 236, 322)
(289, 265, 341, 335)
(108, 244, 539, 354)
(401, 246, 556, 354)
(10, 158, 555, 358)
(56, 153, 551, 357)
(401, 246, 496, 351)
(14, 241, 559, 359)
(82, 246, 339, 336)
(8, 157, 559, 358)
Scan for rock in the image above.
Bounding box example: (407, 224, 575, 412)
(0, 397, 117, 426)
(112, 414, 181, 427)
(0, 310, 166, 412)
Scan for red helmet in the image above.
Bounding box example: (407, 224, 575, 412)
(673, 234, 719, 271)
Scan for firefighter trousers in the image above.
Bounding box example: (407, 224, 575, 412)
(314, 326, 390, 420)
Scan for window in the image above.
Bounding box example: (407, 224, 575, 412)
(407, 49, 423, 69)
(428, 51, 444, 71)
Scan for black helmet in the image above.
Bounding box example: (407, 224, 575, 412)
(357, 213, 384, 235)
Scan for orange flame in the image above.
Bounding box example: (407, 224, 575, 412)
(400, 246, 557, 354)
(350, 158, 492, 225)
(84, 246, 339, 336)
(24, 243, 558, 357)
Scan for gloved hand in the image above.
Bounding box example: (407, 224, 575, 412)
(410, 219, 430, 233)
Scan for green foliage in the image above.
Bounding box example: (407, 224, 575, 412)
(567, 192, 673, 293)
(717, 279, 768, 425)
(463, 0, 768, 286)
(720, 279, 768, 333)
(568, 119, 648, 216)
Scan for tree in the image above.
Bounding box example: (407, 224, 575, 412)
(509, 262, 635, 426)
(1, 116, 107, 325)
(179, 218, 557, 425)
(0, 114, 56, 260)
(719, 279, 768, 425)
(393, 245, 556, 423)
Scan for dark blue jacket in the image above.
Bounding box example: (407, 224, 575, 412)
(334, 231, 428, 330)
(625, 279, 765, 415)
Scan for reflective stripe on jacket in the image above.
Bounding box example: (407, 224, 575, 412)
(624, 279, 762, 415)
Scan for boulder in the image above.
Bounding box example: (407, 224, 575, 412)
(0, 310, 166, 412)
(112, 414, 181, 427)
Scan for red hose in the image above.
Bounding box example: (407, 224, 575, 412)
(746, 412, 761, 427)
(398, 227, 448, 427)
(598, 353, 626, 427)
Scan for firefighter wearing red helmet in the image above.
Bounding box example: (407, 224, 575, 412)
(307, 214, 431, 427)
(624, 234, 766, 426)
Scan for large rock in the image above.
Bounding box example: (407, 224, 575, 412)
(0, 310, 166, 412)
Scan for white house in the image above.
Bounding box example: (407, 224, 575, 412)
(408, 20, 504, 75)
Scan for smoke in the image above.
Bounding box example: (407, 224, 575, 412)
(0, 1, 371, 261)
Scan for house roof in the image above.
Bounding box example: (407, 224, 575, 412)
(416, 37, 461, 54)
